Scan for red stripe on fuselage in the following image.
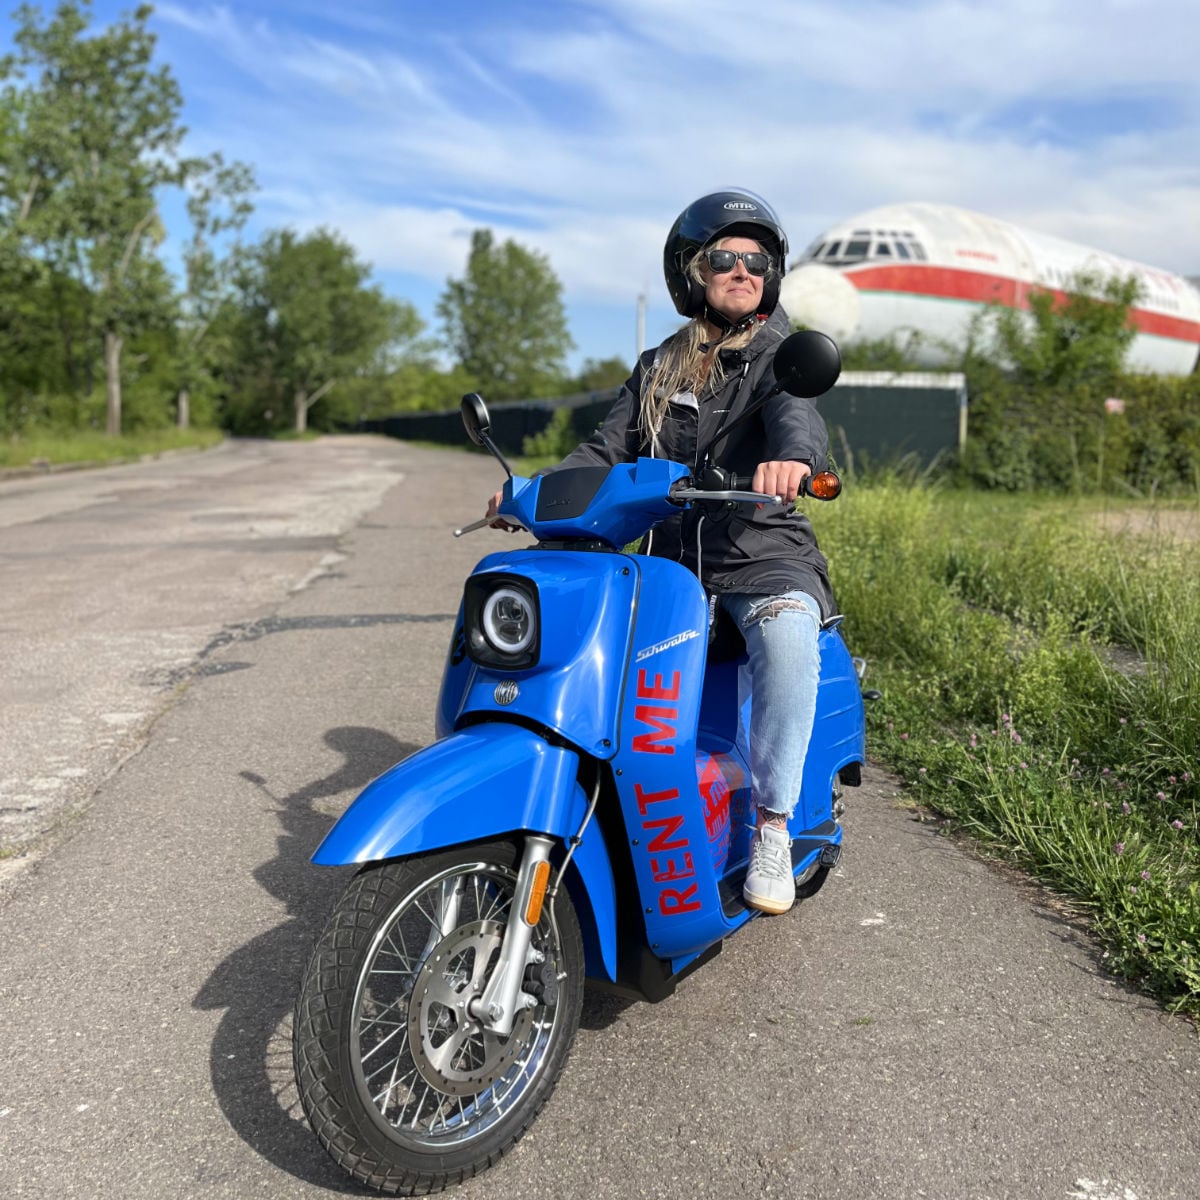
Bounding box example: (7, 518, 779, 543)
(846, 264, 1200, 345)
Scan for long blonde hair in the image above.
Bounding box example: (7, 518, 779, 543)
(639, 238, 768, 447)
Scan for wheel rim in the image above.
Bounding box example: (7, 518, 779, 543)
(349, 860, 562, 1149)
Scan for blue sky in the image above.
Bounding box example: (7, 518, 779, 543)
(8, 0, 1200, 370)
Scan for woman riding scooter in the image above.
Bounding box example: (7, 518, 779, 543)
(489, 188, 836, 915)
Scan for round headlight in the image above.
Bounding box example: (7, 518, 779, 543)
(481, 587, 535, 654)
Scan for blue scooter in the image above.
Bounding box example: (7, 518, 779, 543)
(293, 331, 867, 1195)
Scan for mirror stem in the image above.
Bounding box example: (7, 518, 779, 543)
(481, 431, 515, 480)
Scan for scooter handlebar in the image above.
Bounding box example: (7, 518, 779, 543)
(675, 468, 842, 504)
(669, 486, 784, 506)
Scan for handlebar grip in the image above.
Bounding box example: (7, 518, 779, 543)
(727, 470, 842, 500)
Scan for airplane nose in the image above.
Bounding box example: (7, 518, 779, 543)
(779, 263, 861, 347)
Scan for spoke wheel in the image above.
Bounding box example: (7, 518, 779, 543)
(294, 840, 584, 1195)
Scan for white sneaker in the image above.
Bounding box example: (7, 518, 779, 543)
(743, 824, 795, 914)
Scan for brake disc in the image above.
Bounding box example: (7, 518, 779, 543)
(407, 919, 535, 1097)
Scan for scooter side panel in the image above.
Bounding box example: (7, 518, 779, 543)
(608, 554, 733, 960)
(312, 724, 619, 980)
(798, 629, 866, 830)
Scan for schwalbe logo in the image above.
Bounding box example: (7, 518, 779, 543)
(723, 201, 757, 211)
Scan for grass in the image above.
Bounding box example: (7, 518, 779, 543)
(808, 482, 1200, 1019)
(0, 427, 225, 469)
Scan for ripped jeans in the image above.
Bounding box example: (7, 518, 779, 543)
(717, 590, 822, 819)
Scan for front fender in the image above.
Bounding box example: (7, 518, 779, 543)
(312, 723, 618, 981)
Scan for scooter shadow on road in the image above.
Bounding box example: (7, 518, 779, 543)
(194, 725, 419, 1192)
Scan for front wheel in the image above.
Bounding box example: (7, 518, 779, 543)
(293, 839, 585, 1195)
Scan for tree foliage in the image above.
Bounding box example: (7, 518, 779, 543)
(961, 271, 1151, 491)
(437, 228, 574, 402)
(224, 228, 412, 433)
(0, 0, 223, 434)
(571, 355, 630, 392)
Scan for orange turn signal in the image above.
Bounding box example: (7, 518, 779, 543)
(524, 860, 552, 926)
(807, 471, 842, 500)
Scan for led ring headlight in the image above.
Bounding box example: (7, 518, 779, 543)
(481, 586, 535, 654)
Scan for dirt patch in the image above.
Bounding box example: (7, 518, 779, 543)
(1093, 507, 1200, 543)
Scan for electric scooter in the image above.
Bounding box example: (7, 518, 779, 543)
(293, 330, 867, 1195)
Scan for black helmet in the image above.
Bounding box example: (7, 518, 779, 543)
(663, 188, 789, 319)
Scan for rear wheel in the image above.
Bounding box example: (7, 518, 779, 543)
(293, 840, 584, 1195)
(794, 862, 830, 899)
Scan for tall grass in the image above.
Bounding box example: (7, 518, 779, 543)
(0, 427, 225, 469)
(810, 484, 1200, 1017)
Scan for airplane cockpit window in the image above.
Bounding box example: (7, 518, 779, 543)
(801, 228, 928, 266)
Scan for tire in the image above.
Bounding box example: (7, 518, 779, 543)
(293, 839, 585, 1195)
(794, 863, 830, 900)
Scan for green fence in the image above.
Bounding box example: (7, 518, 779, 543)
(362, 372, 967, 468)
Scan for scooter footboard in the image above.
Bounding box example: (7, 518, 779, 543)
(311, 723, 619, 981)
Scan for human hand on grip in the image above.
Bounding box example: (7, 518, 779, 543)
(486, 489, 519, 532)
(751, 460, 812, 505)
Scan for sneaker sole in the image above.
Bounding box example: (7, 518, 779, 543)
(743, 887, 795, 915)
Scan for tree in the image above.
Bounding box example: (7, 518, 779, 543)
(232, 228, 406, 433)
(571, 355, 630, 392)
(961, 271, 1143, 491)
(988, 269, 1141, 391)
(0, 1, 220, 434)
(176, 154, 256, 428)
(437, 228, 574, 402)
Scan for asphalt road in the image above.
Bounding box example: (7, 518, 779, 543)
(1, 438, 1196, 1200)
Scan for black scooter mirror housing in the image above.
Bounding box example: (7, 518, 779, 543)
(461, 393, 490, 447)
(772, 330, 842, 398)
(461, 392, 514, 478)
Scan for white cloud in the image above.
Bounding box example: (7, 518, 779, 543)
(142, 0, 1200, 363)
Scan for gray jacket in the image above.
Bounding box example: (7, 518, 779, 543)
(553, 308, 837, 618)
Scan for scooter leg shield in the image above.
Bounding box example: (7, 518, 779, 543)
(311, 723, 618, 981)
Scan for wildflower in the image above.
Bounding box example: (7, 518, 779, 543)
(1156, 791, 1166, 801)
(900, 733, 909, 741)
(1172, 819, 1185, 830)
(1140, 871, 1150, 881)
(1130, 886, 1138, 894)
(918, 767, 927, 775)
(1183, 772, 1192, 783)
(1071, 758, 1079, 767)
(886, 722, 894, 731)
(1137, 933, 1147, 944)
(969, 734, 978, 749)
(1102, 767, 1111, 776)
(1168, 775, 1177, 785)
(1119, 717, 1127, 725)
(1011, 732, 1023, 745)
(1019, 762, 1028, 769)
(1121, 802, 1131, 814)
(1114, 842, 1125, 856)
(1001, 712, 1011, 724)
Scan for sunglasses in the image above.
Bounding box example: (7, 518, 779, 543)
(704, 248, 772, 276)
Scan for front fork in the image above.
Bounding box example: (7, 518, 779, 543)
(469, 834, 555, 1037)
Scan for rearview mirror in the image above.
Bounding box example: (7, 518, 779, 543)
(461, 393, 490, 447)
(773, 330, 841, 398)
